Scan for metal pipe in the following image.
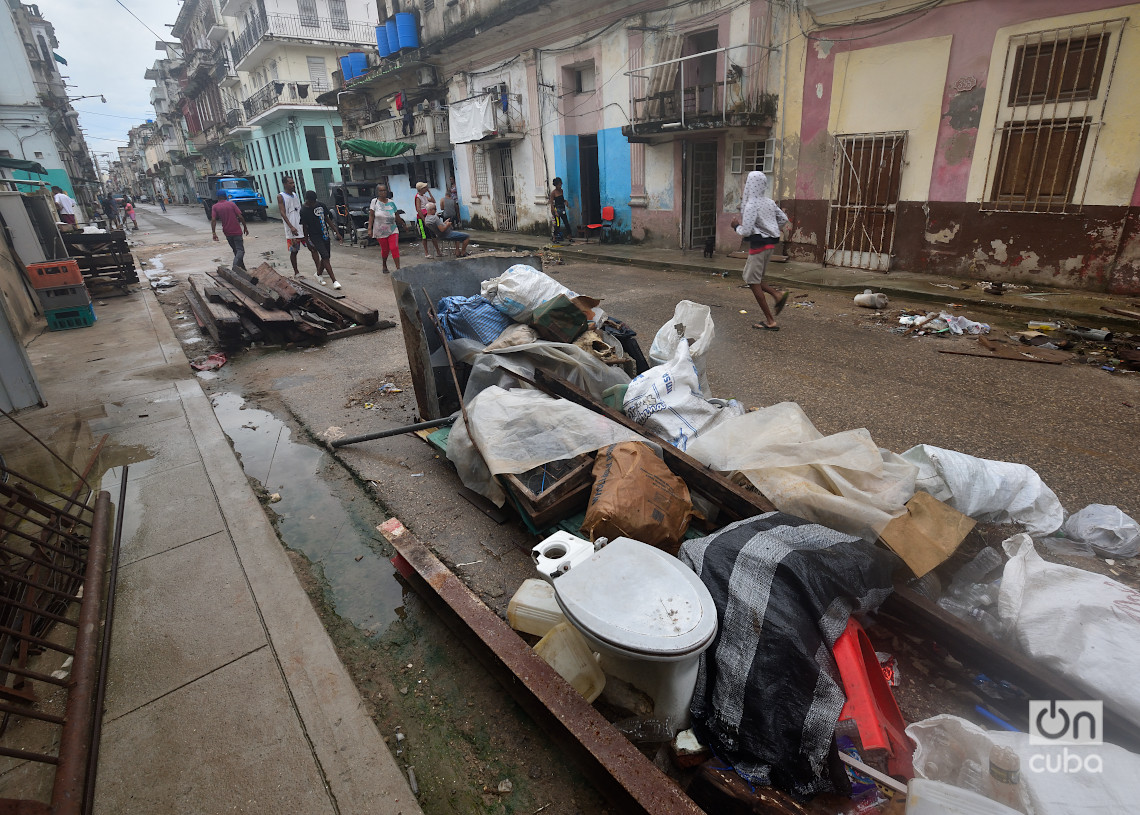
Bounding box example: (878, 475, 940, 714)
(0, 744, 60, 764)
(83, 467, 128, 815)
(0, 700, 65, 725)
(51, 490, 111, 815)
(0, 523, 88, 560)
(0, 504, 91, 545)
(329, 416, 455, 449)
(0, 624, 75, 656)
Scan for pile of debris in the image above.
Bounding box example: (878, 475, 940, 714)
(369, 259, 1140, 815)
(185, 262, 390, 349)
(60, 230, 138, 294)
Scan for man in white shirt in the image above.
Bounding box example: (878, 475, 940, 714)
(52, 186, 77, 225)
(277, 176, 305, 277)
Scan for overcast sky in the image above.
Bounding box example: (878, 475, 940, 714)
(37, 0, 175, 166)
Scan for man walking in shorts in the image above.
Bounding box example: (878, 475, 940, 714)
(278, 176, 305, 276)
(210, 191, 249, 270)
(730, 171, 789, 330)
(299, 190, 342, 288)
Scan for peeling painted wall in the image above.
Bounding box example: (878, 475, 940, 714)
(781, 0, 1140, 293)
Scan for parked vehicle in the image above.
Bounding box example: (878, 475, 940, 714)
(195, 174, 268, 221)
(329, 181, 383, 244)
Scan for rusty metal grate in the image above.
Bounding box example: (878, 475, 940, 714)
(825, 131, 907, 272)
(0, 457, 112, 815)
(981, 19, 1125, 214)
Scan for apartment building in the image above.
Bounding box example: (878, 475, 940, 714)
(0, 1, 97, 209)
(144, 42, 198, 203)
(221, 0, 375, 203)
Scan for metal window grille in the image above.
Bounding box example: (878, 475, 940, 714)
(490, 146, 518, 232)
(982, 20, 1123, 213)
(298, 0, 319, 27)
(825, 131, 907, 272)
(473, 146, 489, 196)
(423, 0, 434, 10)
(328, 0, 350, 29)
(730, 139, 774, 174)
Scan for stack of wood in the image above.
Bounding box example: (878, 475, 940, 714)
(185, 262, 391, 349)
(60, 231, 138, 294)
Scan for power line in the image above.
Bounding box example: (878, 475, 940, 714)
(113, 0, 172, 48)
(75, 108, 154, 121)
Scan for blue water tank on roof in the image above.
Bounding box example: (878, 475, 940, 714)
(395, 12, 419, 50)
(339, 55, 353, 80)
(375, 25, 391, 58)
(347, 51, 368, 78)
(385, 19, 398, 55)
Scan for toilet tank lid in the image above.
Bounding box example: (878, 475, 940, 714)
(554, 538, 717, 655)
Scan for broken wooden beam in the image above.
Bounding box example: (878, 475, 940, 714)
(293, 276, 379, 325)
(187, 275, 241, 348)
(531, 370, 777, 521)
(378, 518, 705, 815)
(207, 273, 295, 325)
(1101, 306, 1140, 321)
(215, 264, 287, 309)
(245, 262, 303, 307)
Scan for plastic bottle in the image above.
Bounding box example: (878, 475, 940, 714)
(952, 582, 995, 608)
(921, 728, 965, 783)
(957, 758, 986, 794)
(987, 745, 1024, 812)
(969, 607, 1003, 639)
(937, 596, 972, 619)
(951, 547, 1004, 588)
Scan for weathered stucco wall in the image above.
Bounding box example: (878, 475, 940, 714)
(784, 0, 1140, 292)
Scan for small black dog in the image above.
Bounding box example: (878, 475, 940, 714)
(703, 235, 715, 258)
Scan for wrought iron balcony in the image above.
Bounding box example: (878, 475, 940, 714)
(230, 12, 374, 70)
(241, 80, 329, 122)
(356, 110, 451, 154)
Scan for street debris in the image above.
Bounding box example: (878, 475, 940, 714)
(366, 257, 1140, 813)
(854, 289, 889, 309)
(183, 262, 393, 350)
(189, 352, 227, 371)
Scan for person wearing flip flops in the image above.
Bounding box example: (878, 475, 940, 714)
(731, 171, 789, 330)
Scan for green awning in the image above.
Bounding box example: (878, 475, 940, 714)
(340, 139, 415, 158)
(0, 157, 48, 175)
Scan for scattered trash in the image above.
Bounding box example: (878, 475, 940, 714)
(407, 767, 419, 795)
(496, 779, 513, 795)
(268, 492, 281, 503)
(612, 716, 675, 743)
(190, 352, 227, 371)
(854, 289, 888, 309)
(378, 383, 402, 395)
(1060, 503, 1140, 558)
(354, 555, 363, 562)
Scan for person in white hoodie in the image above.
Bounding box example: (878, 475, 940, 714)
(730, 171, 789, 330)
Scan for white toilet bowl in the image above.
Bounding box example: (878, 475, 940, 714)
(543, 536, 718, 730)
(531, 530, 600, 580)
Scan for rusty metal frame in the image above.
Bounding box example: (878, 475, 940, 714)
(378, 518, 706, 815)
(0, 458, 112, 815)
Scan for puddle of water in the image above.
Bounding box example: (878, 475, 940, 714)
(209, 392, 404, 634)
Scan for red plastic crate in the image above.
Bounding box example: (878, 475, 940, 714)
(26, 259, 83, 290)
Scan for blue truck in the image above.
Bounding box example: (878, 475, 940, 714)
(195, 173, 269, 221)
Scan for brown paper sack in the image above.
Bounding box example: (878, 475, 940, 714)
(879, 491, 976, 577)
(581, 442, 695, 555)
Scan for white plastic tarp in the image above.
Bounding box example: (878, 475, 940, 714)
(446, 386, 652, 506)
(648, 300, 716, 396)
(448, 95, 496, 144)
(686, 402, 916, 541)
(902, 445, 1064, 537)
(909, 714, 1140, 815)
(999, 533, 1140, 727)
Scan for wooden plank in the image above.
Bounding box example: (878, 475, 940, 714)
(531, 370, 777, 521)
(1102, 306, 1140, 320)
(938, 337, 1067, 365)
(293, 276, 379, 325)
(207, 273, 295, 323)
(214, 264, 287, 309)
(186, 285, 240, 348)
(245, 262, 302, 307)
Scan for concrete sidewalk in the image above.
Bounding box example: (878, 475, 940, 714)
(463, 229, 1140, 328)
(0, 290, 421, 813)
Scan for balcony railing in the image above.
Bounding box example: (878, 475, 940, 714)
(357, 110, 451, 154)
(242, 80, 329, 121)
(626, 44, 777, 133)
(225, 107, 245, 129)
(230, 12, 374, 68)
